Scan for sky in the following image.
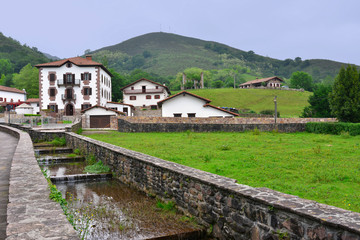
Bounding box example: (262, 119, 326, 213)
(2, 0, 360, 64)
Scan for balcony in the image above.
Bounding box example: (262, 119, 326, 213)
(57, 79, 80, 86)
(61, 94, 76, 100)
(123, 88, 164, 94)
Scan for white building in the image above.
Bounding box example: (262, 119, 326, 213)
(15, 103, 33, 115)
(158, 91, 239, 118)
(121, 78, 170, 108)
(35, 55, 112, 116)
(26, 98, 40, 114)
(0, 86, 26, 103)
(106, 102, 134, 116)
(81, 105, 124, 129)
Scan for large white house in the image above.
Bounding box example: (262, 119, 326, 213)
(35, 55, 112, 116)
(158, 91, 239, 118)
(0, 86, 26, 104)
(121, 78, 170, 108)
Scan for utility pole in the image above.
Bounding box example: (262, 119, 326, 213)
(274, 96, 277, 124)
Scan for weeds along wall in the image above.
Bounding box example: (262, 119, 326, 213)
(65, 132, 360, 240)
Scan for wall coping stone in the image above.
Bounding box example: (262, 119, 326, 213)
(66, 132, 360, 237)
(0, 125, 78, 239)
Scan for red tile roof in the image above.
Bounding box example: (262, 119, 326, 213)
(81, 105, 125, 115)
(203, 104, 239, 116)
(35, 56, 112, 76)
(26, 98, 39, 103)
(120, 78, 171, 94)
(239, 76, 284, 86)
(157, 91, 211, 106)
(0, 85, 26, 94)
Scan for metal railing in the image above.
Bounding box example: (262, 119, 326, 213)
(57, 79, 80, 86)
(123, 88, 164, 94)
(61, 94, 76, 100)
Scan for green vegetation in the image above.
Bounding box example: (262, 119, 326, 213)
(50, 137, 66, 147)
(84, 160, 111, 174)
(301, 84, 334, 118)
(24, 114, 41, 117)
(87, 131, 360, 212)
(175, 88, 311, 117)
(156, 200, 176, 212)
(306, 122, 360, 136)
(289, 71, 314, 91)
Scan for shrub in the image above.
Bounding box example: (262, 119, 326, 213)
(24, 114, 41, 117)
(51, 137, 66, 146)
(306, 122, 360, 136)
(259, 109, 280, 118)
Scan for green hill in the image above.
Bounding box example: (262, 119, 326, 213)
(0, 32, 49, 72)
(91, 32, 349, 82)
(175, 88, 312, 117)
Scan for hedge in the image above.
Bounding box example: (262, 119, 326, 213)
(24, 114, 41, 117)
(306, 122, 360, 136)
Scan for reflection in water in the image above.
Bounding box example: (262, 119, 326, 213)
(56, 179, 200, 240)
(41, 162, 86, 176)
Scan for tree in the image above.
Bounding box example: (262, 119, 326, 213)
(0, 59, 14, 76)
(301, 84, 334, 118)
(12, 64, 39, 98)
(329, 65, 360, 122)
(289, 71, 313, 91)
(109, 68, 126, 102)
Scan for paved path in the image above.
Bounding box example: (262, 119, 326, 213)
(0, 131, 18, 239)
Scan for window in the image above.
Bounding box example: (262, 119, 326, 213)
(146, 95, 151, 99)
(81, 73, 91, 80)
(49, 73, 55, 81)
(48, 104, 58, 113)
(49, 88, 56, 97)
(66, 88, 73, 99)
(123, 107, 128, 113)
(131, 87, 134, 90)
(84, 88, 92, 95)
(81, 104, 91, 110)
(154, 95, 160, 99)
(188, 113, 196, 118)
(130, 96, 136, 100)
(66, 63, 72, 68)
(151, 105, 157, 110)
(65, 74, 73, 84)
(0, 97, 3, 101)
(156, 86, 159, 89)
(174, 113, 182, 117)
(142, 86, 146, 93)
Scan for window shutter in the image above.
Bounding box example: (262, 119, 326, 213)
(81, 73, 84, 80)
(89, 88, 92, 95)
(72, 74, 75, 83)
(81, 104, 84, 110)
(47, 105, 50, 109)
(55, 105, 58, 113)
(63, 74, 66, 80)
(89, 73, 91, 80)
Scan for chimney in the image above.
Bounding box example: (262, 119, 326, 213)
(85, 55, 92, 61)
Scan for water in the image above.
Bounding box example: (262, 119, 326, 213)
(41, 162, 86, 176)
(56, 179, 202, 240)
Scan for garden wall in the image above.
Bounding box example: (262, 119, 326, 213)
(118, 116, 336, 133)
(65, 132, 360, 240)
(0, 125, 78, 239)
(4, 123, 65, 142)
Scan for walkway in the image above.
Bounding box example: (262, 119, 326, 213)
(0, 131, 18, 239)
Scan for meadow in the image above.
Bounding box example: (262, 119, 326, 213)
(86, 131, 360, 213)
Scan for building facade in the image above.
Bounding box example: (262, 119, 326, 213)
(36, 56, 112, 116)
(106, 102, 134, 116)
(121, 78, 170, 108)
(0, 86, 26, 104)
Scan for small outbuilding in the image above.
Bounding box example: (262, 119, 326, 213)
(106, 102, 134, 116)
(15, 103, 33, 115)
(81, 105, 124, 129)
(157, 91, 239, 118)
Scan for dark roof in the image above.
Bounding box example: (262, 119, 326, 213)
(203, 104, 239, 116)
(157, 91, 211, 107)
(35, 56, 113, 77)
(239, 76, 284, 86)
(120, 78, 171, 94)
(81, 105, 125, 115)
(107, 101, 135, 109)
(0, 85, 26, 94)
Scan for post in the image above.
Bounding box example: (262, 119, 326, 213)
(234, 73, 236, 88)
(274, 96, 277, 124)
(6, 105, 11, 124)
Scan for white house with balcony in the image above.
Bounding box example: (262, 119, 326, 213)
(35, 55, 112, 116)
(121, 78, 170, 108)
(158, 91, 239, 118)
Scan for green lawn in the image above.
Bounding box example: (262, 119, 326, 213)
(174, 88, 312, 117)
(86, 131, 360, 213)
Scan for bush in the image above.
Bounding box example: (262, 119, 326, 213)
(51, 137, 66, 146)
(306, 122, 360, 136)
(259, 109, 280, 118)
(24, 114, 41, 117)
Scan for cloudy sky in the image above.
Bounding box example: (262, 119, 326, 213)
(2, 0, 360, 64)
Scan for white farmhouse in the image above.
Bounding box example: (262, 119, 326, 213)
(0, 86, 26, 103)
(158, 91, 239, 118)
(121, 78, 170, 108)
(106, 102, 134, 116)
(35, 55, 112, 116)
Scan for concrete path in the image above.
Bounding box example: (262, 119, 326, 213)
(0, 131, 18, 239)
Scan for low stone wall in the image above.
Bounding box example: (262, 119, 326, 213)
(0, 125, 78, 239)
(133, 106, 162, 117)
(66, 118, 82, 133)
(3, 123, 65, 142)
(118, 116, 336, 133)
(66, 132, 360, 240)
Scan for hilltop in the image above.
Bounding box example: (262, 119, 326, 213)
(91, 32, 348, 82)
(0, 32, 49, 72)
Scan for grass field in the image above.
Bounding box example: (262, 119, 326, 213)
(174, 88, 312, 117)
(86, 131, 360, 213)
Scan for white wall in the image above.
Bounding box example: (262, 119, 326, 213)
(0, 90, 26, 103)
(162, 94, 234, 118)
(99, 68, 112, 107)
(123, 80, 169, 106)
(29, 102, 40, 114)
(105, 102, 133, 116)
(15, 106, 33, 115)
(84, 107, 117, 116)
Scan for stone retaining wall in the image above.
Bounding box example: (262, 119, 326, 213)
(4, 123, 65, 142)
(118, 116, 336, 133)
(0, 125, 78, 239)
(65, 132, 360, 240)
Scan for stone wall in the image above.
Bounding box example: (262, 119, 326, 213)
(118, 116, 336, 133)
(65, 132, 360, 240)
(133, 106, 162, 117)
(0, 125, 78, 239)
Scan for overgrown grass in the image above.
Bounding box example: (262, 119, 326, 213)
(84, 161, 111, 174)
(87, 131, 360, 212)
(50, 137, 66, 147)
